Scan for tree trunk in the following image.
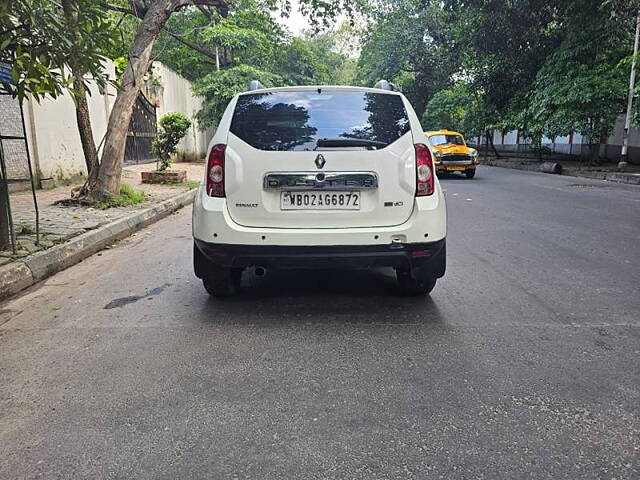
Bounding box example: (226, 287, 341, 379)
(590, 142, 600, 165)
(62, 0, 99, 184)
(488, 131, 500, 158)
(86, 0, 180, 200)
(483, 129, 489, 163)
(73, 79, 100, 182)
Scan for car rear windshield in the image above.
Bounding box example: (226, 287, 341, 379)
(230, 90, 411, 151)
(429, 134, 465, 146)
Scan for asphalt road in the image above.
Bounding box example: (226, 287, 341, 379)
(1, 166, 639, 479)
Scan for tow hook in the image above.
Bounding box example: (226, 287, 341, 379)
(390, 235, 406, 249)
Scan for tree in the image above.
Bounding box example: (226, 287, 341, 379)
(0, 0, 112, 101)
(301, 25, 359, 85)
(2, 0, 116, 180)
(421, 83, 480, 135)
(522, 0, 632, 162)
(143, 1, 357, 129)
(152, 112, 192, 170)
(1, 0, 116, 246)
(442, 0, 561, 133)
(356, 0, 458, 117)
(194, 64, 282, 128)
(81, 0, 229, 202)
(61, 0, 117, 183)
(86, 0, 364, 201)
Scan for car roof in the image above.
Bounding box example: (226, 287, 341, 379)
(425, 130, 464, 136)
(237, 85, 404, 96)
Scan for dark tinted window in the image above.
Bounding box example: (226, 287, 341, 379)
(230, 90, 410, 151)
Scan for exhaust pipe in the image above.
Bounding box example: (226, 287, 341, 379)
(254, 266, 267, 277)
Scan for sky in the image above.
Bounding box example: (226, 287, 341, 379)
(279, 0, 312, 36)
(274, 0, 361, 58)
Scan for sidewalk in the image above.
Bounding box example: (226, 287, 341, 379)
(0, 162, 203, 300)
(482, 155, 640, 185)
(3, 162, 203, 260)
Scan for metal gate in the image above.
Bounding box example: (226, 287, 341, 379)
(0, 90, 39, 252)
(125, 92, 157, 164)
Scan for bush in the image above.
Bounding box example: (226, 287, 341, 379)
(152, 112, 192, 171)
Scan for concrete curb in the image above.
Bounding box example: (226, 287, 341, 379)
(0, 189, 195, 302)
(482, 160, 640, 185)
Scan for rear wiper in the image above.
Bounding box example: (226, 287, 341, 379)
(315, 138, 387, 149)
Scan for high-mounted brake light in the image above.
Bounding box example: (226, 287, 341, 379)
(414, 143, 434, 196)
(206, 144, 226, 197)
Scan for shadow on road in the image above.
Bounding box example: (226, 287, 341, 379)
(197, 267, 447, 326)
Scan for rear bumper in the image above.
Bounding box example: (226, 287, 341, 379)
(192, 185, 447, 247)
(436, 162, 476, 171)
(195, 238, 446, 277)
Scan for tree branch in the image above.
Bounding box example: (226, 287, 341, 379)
(161, 26, 231, 67)
(196, 5, 213, 19)
(102, 1, 231, 67)
(102, 3, 136, 16)
(103, 1, 228, 20)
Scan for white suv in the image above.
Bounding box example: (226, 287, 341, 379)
(193, 82, 446, 296)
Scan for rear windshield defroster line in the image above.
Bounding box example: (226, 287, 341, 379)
(230, 90, 411, 152)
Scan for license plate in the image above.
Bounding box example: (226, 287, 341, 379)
(446, 165, 467, 171)
(281, 191, 360, 210)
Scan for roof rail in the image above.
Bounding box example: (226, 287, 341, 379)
(248, 80, 265, 91)
(374, 79, 394, 91)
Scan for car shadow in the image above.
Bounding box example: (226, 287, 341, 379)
(198, 267, 446, 326)
(437, 172, 470, 181)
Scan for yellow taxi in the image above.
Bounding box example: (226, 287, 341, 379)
(425, 130, 479, 178)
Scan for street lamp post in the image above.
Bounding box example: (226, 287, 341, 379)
(619, 3, 640, 170)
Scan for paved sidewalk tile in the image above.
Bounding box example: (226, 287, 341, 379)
(2, 162, 204, 258)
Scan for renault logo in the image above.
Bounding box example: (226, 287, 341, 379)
(315, 154, 326, 169)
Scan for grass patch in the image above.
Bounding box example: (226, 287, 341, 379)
(95, 183, 147, 209)
(114, 183, 147, 206)
(163, 180, 200, 190)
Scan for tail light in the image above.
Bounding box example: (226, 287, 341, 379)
(414, 143, 434, 196)
(206, 144, 226, 197)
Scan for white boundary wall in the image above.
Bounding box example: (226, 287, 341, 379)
(149, 62, 213, 162)
(24, 61, 116, 182)
(483, 115, 640, 163)
(19, 61, 211, 185)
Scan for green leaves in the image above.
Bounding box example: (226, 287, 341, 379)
(153, 2, 357, 128)
(358, 0, 634, 152)
(0, 0, 116, 101)
(193, 64, 282, 129)
(522, 0, 631, 143)
(356, 0, 458, 117)
(203, 21, 264, 50)
(421, 83, 480, 135)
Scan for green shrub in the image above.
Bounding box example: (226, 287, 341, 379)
(152, 112, 192, 171)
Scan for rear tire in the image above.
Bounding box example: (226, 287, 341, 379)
(465, 169, 476, 179)
(203, 266, 241, 297)
(396, 270, 437, 296)
(195, 242, 243, 297)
